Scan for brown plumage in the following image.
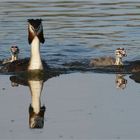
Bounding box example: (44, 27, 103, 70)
(90, 48, 127, 66)
(90, 56, 115, 66)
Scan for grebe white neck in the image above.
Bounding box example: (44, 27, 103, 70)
(11, 54, 18, 62)
(115, 57, 123, 65)
(28, 36, 43, 70)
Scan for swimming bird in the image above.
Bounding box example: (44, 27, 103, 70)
(1, 45, 19, 64)
(89, 48, 127, 66)
(0, 19, 48, 73)
(90, 48, 140, 74)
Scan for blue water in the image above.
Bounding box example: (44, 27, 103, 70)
(1, 1, 140, 139)
(0, 0, 140, 67)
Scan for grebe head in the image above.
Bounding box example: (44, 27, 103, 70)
(115, 48, 127, 59)
(10, 45, 19, 62)
(28, 19, 45, 44)
(114, 48, 127, 65)
(10, 45, 19, 56)
(29, 105, 46, 129)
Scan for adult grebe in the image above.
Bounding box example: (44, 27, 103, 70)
(89, 48, 127, 66)
(28, 19, 45, 71)
(0, 19, 48, 73)
(1, 45, 19, 64)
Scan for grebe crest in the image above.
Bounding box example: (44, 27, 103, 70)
(115, 48, 127, 65)
(90, 48, 127, 66)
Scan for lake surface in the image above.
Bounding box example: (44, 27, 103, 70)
(0, 0, 140, 66)
(0, 0, 140, 139)
(0, 73, 140, 139)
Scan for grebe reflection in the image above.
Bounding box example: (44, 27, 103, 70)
(9, 71, 60, 129)
(115, 74, 127, 89)
(10, 74, 46, 129)
(28, 79, 45, 129)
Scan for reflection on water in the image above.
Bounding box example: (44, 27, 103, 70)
(1, 0, 140, 138)
(0, 73, 139, 138)
(8, 71, 127, 130)
(28, 79, 45, 129)
(9, 71, 60, 129)
(130, 72, 140, 83)
(10, 74, 46, 129)
(115, 74, 127, 89)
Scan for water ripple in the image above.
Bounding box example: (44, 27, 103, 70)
(0, 0, 140, 66)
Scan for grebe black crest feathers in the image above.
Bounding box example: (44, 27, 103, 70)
(28, 19, 45, 44)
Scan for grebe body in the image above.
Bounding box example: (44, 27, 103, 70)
(1, 46, 19, 65)
(90, 48, 127, 67)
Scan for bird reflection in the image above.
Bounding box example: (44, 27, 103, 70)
(129, 72, 140, 83)
(115, 74, 127, 89)
(10, 70, 60, 129)
(28, 78, 45, 129)
(11, 81, 19, 87)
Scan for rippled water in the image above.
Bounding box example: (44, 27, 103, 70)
(1, 1, 140, 139)
(0, 0, 140, 66)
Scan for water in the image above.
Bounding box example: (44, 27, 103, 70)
(1, 73, 140, 139)
(0, 0, 140, 67)
(1, 0, 140, 139)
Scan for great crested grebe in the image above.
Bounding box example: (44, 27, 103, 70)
(1, 45, 19, 64)
(89, 48, 127, 66)
(0, 19, 48, 73)
(28, 19, 45, 71)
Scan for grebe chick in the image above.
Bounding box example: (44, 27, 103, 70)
(0, 19, 48, 73)
(89, 48, 127, 66)
(2, 45, 19, 64)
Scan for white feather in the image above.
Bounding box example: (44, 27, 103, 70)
(28, 36, 43, 70)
